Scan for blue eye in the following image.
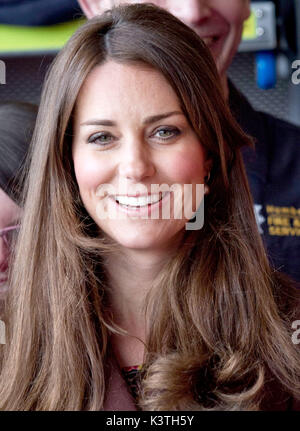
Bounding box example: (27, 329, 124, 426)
(153, 127, 180, 141)
(88, 132, 114, 145)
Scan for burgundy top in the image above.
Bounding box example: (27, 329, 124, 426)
(103, 283, 300, 411)
(103, 355, 300, 411)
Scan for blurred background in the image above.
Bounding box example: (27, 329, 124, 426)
(0, 0, 299, 125)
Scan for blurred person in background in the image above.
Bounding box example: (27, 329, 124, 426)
(0, 102, 37, 307)
(78, 0, 300, 283)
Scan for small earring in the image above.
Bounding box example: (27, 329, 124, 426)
(204, 172, 211, 195)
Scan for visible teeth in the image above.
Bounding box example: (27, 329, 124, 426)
(114, 192, 167, 207)
(202, 36, 214, 45)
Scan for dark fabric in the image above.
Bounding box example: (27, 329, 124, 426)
(0, 0, 81, 26)
(122, 365, 142, 401)
(0, 102, 37, 204)
(260, 375, 300, 411)
(229, 81, 300, 283)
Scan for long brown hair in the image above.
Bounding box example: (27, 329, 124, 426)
(0, 4, 299, 410)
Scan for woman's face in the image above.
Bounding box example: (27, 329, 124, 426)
(72, 61, 210, 252)
(0, 188, 21, 293)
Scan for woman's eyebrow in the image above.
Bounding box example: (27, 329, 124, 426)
(143, 111, 183, 125)
(80, 119, 115, 127)
(80, 111, 183, 127)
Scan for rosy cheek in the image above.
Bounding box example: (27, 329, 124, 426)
(167, 152, 205, 184)
(219, 1, 246, 25)
(73, 153, 111, 191)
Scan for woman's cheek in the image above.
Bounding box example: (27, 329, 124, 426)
(73, 152, 110, 191)
(223, 0, 250, 25)
(167, 152, 205, 185)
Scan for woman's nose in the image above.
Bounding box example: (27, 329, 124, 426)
(0, 238, 9, 273)
(118, 144, 156, 182)
(171, 0, 212, 26)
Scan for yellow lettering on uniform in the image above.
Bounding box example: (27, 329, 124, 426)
(269, 226, 281, 235)
(269, 226, 300, 236)
(282, 218, 290, 226)
(272, 217, 290, 226)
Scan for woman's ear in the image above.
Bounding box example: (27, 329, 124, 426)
(204, 158, 213, 180)
(78, 0, 112, 19)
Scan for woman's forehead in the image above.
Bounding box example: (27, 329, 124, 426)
(74, 61, 182, 124)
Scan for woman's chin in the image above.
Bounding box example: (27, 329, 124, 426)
(108, 226, 185, 253)
(113, 235, 163, 251)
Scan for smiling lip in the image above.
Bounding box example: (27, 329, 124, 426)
(108, 191, 171, 216)
(111, 193, 157, 197)
(201, 34, 222, 46)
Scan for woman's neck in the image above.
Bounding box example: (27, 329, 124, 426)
(104, 247, 174, 368)
(104, 247, 172, 332)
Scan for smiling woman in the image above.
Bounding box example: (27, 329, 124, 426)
(72, 61, 209, 251)
(0, 4, 299, 411)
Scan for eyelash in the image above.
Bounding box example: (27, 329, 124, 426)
(88, 132, 114, 146)
(87, 126, 180, 146)
(151, 126, 180, 141)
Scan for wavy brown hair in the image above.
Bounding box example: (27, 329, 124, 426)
(0, 4, 299, 410)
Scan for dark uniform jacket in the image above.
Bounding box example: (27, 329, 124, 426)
(229, 82, 300, 283)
